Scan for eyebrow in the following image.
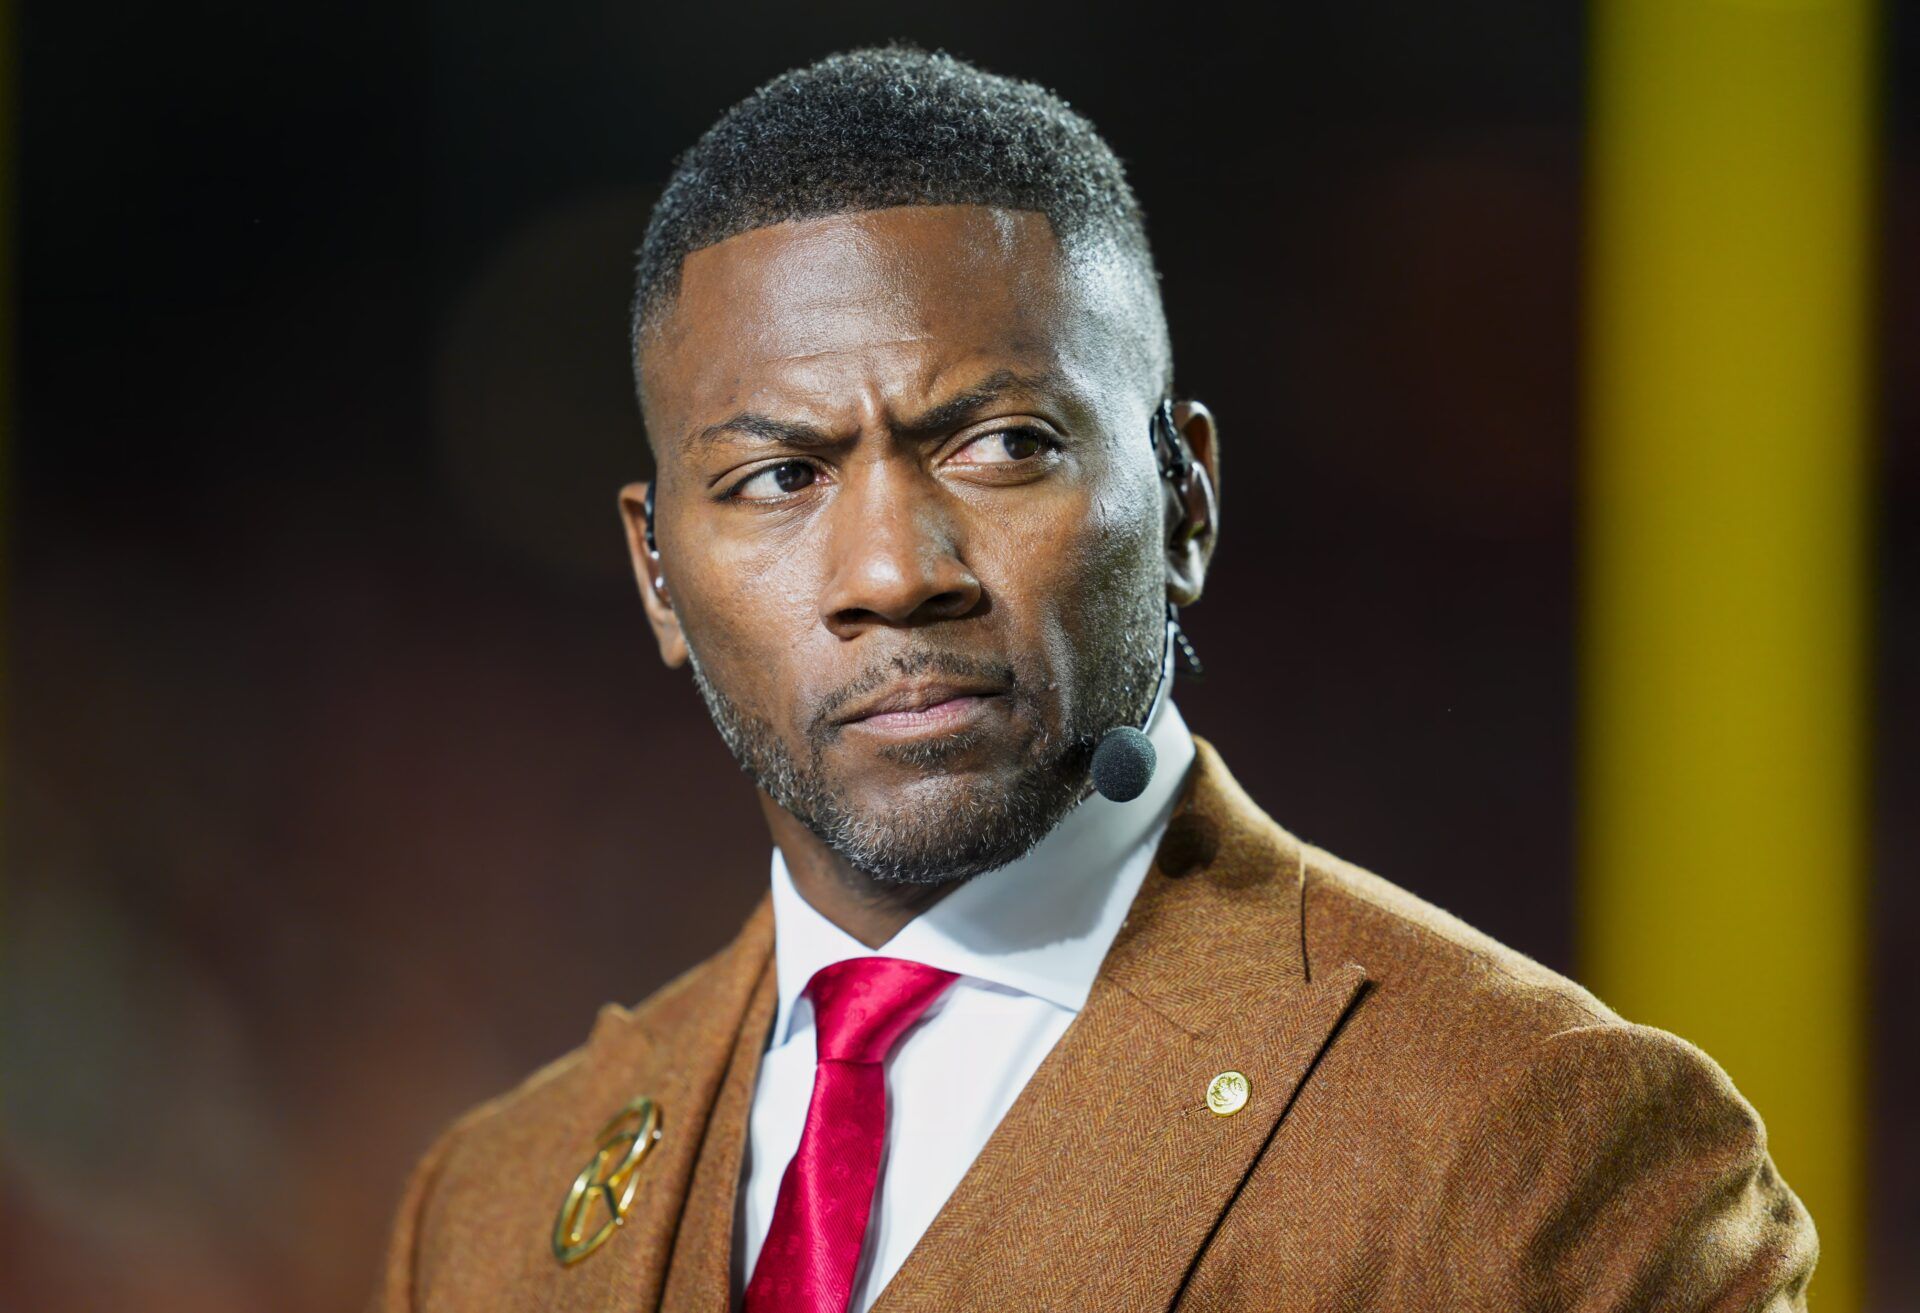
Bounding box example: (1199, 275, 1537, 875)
(687, 368, 1069, 452)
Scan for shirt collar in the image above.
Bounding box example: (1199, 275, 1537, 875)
(767, 690, 1196, 1046)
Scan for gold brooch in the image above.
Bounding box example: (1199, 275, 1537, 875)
(552, 1095, 663, 1265)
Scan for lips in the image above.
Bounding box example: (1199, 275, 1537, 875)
(834, 676, 1011, 727)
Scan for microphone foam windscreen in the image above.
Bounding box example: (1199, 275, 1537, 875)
(1091, 726, 1156, 803)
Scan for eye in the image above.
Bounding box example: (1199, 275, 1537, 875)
(729, 460, 818, 502)
(948, 427, 1056, 466)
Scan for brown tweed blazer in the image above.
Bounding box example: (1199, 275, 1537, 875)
(375, 740, 1816, 1311)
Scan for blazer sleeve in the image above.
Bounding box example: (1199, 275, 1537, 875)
(1412, 1021, 1818, 1311)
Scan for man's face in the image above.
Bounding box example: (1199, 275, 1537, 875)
(629, 205, 1194, 886)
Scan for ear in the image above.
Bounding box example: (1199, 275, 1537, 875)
(1163, 399, 1220, 606)
(618, 480, 689, 668)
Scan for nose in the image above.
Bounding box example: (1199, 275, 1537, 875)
(818, 463, 983, 637)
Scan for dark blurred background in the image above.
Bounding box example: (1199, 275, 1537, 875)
(2, 3, 1912, 1310)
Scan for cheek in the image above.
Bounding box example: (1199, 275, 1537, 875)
(670, 535, 825, 696)
(984, 483, 1160, 666)
(1053, 475, 1160, 595)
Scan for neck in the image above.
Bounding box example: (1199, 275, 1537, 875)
(757, 793, 959, 947)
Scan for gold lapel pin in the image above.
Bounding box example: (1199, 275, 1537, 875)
(1206, 1070, 1250, 1116)
(552, 1095, 663, 1265)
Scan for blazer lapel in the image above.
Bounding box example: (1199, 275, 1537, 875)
(874, 741, 1369, 1311)
(660, 941, 778, 1311)
(542, 897, 774, 1313)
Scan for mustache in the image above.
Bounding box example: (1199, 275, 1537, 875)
(809, 648, 1020, 739)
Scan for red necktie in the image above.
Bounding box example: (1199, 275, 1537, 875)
(743, 956, 958, 1313)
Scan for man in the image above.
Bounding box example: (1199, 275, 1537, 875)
(375, 47, 1816, 1312)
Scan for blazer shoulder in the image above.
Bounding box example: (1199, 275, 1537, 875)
(1281, 842, 1818, 1293)
(371, 1035, 597, 1313)
(1414, 1019, 1817, 1309)
(372, 937, 755, 1311)
(1299, 841, 1618, 1073)
(434, 938, 742, 1156)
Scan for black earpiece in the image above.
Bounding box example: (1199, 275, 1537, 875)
(1152, 403, 1206, 684)
(1150, 398, 1191, 482)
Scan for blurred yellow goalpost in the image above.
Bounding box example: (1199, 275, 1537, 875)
(1582, 1, 1875, 1307)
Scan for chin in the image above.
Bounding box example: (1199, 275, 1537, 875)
(812, 750, 1087, 888)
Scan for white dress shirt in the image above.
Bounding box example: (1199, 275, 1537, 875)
(733, 693, 1196, 1311)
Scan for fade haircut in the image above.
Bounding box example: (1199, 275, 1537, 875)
(629, 45, 1171, 394)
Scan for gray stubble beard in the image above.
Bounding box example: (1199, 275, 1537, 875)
(683, 562, 1166, 890)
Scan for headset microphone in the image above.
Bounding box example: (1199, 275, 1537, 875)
(1091, 725, 1157, 803)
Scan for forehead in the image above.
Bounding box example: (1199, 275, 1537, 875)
(638, 206, 1127, 447)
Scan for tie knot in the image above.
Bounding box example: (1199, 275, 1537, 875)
(804, 957, 957, 1064)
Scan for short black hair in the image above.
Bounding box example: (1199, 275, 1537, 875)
(630, 45, 1170, 388)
